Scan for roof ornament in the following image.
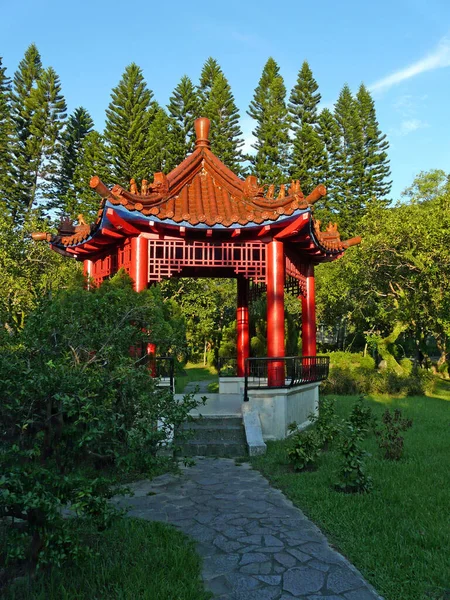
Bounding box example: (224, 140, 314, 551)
(130, 178, 139, 195)
(194, 117, 211, 148)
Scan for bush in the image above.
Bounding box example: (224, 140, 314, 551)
(348, 396, 376, 433)
(287, 428, 322, 472)
(336, 425, 372, 494)
(0, 275, 198, 575)
(308, 397, 342, 446)
(376, 408, 413, 460)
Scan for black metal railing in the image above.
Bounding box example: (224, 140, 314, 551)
(218, 357, 238, 377)
(137, 354, 175, 392)
(244, 356, 329, 401)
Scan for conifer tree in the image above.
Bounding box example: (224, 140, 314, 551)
(168, 75, 200, 156)
(26, 67, 67, 212)
(203, 73, 245, 173)
(147, 108, 182, 174)
(9, 44, 42, 219)
(355, 83, 391, 202)
(58, 107, 94, 204)
(247, 58, 289, 185)
(70, 131, 110, 221)
(104, 63, 157, 186)
(198, 58, 223, 109)
(0, 57, 11, 204)
(288, 62, 325, 195)
(317, 108, 341, 222)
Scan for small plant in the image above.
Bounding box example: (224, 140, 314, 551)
(336, 424, 372, 494)
(287, 428, 322, 472)
(348, 396, 377, 434)
(376, 408, 413, 460)
(308, 397, 342, 447)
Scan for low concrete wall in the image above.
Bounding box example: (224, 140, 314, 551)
(247, 382, 320, 440)
(219, 377, 245, 395)
(175, 393, 243, 416)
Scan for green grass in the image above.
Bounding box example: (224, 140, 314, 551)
(251, 385, 450, 600)
(175, 362, 218, 393)
(4, 519, 211, 600)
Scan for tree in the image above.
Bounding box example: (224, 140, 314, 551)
(147, 108, 182, 174)
(203, 72, 245, 173)
(247, 57, 289, 185)
(70, 131, 110, 221)
(198, 57, 223, 109)
(0, 57, 11, 204)
(168, 75, 200, 157)
(355, 84, 391, 203)
(26, 67, 67, 213)
(9, 44, 42, 220)
(104, 63, 157, 186)
(288, 62, 325, 195)
(317, 108, 341, 222)
(58, 107, 94, 210)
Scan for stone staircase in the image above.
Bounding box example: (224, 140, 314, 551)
(176, 416, 247, 457)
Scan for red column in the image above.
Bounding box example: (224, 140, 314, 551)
(83, 259, 93, 290)
(266, 240, 285, 386)
(130, 236, 149, 292)
(147, 342, 157, 377)
(301, 263, 317, 357)
(236, 277, 250, 377)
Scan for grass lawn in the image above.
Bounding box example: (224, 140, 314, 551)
(3, 518, 211, 600)
(251, 384, 450, 600)
(175, 362, 218, 393)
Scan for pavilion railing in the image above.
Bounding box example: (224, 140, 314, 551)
(137, 354, 175, 393)
(218, 357, 238, 377)
(244, 356, 330, 402)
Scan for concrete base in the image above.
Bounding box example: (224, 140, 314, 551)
(246, 382, 320, 441)
(219, 377, 245, 395)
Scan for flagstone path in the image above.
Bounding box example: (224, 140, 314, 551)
(113, 458, 383, 600)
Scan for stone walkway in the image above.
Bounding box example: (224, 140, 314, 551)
(183, 379, 215, 393)
(113, 458, 382, 600)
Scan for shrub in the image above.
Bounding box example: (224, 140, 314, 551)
(348, 396, 376, 433)
(336, 425, 372, 494)
(308, 397, 342, 446)
(376, 408, 413, 460)
(287, 428, 322, 472)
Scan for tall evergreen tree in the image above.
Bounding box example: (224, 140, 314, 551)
(198, 58, 223, 109)
(288, 62, 325, 195)
(0, 57, 12, 204)
(247, 58, 289, 186)
(203, 73, 245, 173)
(70, 131, 110, 221)
(58, 107, 94, 204)
(168, 75, 200, 157)
(26, 67, 67, 212)
(147, 108, 183, 174)
(104, 63, 157, 186)
(355, 83, 391, 202)
(9, 44, 42, 219)
(317, 108, 341, 222)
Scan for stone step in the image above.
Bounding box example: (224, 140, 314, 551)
(181, 416, 243, 428)
(178, 440, 247, 458)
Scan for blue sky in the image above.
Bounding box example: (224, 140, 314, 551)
(3, 0, 450, 200)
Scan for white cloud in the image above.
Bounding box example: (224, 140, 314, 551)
(398, 119, 428, 136)
(370, 37, 450, 93)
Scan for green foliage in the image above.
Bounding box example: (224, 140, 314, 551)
(147, 107, 182, 174)
(308, 397, 342, 446)
(376, 408, 413, 460)
(287, 426, 322, 471)
(0, 56, 11, 203)
(104, 63, 157, 185)
(0, 277, 201, 572)
(336, 424, 372, 493)
(348, 396, 376, 433)
(198, 57, 223, 109)
(247, 57, 289, 185)
(168, 74, 200, 157)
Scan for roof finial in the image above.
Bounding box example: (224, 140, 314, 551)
(195, 117, 211, 148)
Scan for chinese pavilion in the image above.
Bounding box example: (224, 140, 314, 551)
(32, 117, 360, 389)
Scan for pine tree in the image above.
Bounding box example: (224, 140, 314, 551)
(9, 44, 42, 220)
(203, 73, 245, 173)
(71, 131, 110, 221)
(355, 84, 391, 202)
(198, 58, 223, 109)
(288, 62, 325, 195)
(104, 63, 157, 186)
(316, 108, 341, 223)
(247, 58, 289, 186)
(58, 107, 94, 205)
(147, 108, 183, 174)
(0, 57, 11, 204)
(26, 67, 67, 213)
(333, 84, 364, 235)
(168, 75, 200, 157)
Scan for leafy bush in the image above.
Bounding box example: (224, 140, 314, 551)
(287, 428, 322, 471)
(348, 396, 376, 433)
(308, 397, 342, 446)
(0, 274, 198, 575)
(336, 425, 372, 494)
(376, 408, 413, 460)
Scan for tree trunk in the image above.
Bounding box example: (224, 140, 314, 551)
(375, 322, 408, 375)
